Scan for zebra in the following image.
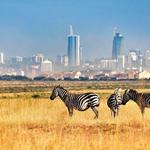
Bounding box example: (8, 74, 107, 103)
(50, 85, 100, 119)
(122, 89, 150, 116)
(107, 88, 123, 118)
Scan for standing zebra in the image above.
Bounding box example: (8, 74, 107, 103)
(107, 88, 123, 118)
(50, 85, 100, 119)
(122, 89, 150, 116)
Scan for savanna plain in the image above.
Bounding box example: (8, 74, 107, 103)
(0, 81, 150, 150)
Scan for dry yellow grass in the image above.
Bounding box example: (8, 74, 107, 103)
(0, 88, 150, 150)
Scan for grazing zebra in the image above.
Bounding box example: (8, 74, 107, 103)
(107, 88, 123, 118)
(122, 89, 150, 116)
(50, 85, 100, 119)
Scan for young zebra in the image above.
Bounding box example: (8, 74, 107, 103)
(50, 85, 100, 119)
(122, 89, 150, 116)
(107, 88, 123, 118)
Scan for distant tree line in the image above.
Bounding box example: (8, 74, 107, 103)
(0, 75, 56, 81)
(0, 75, 32, 81)
(0, 75, 148, 81)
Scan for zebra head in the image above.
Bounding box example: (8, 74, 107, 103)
(50, 86, 60, 100)
(114, 87, 122, 94)
(122, 89, 137, 105)
(122, 89, 131, 105)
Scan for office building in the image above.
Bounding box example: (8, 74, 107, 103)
(63, 55, 68, 66)
(32, 53, 44, 64)
(0, 52, 4, 64)
(144, 50, 150, 69)
(11, 56, 23, 64)
(56, 55, 63, 65)
(68, 25, 80, 66)
(112, 32, 124, 60)
(127, 50, 141, 70)
(40, 60, 52, 74)
(117, 55, 125, 71)
(100, 59, 117, 70)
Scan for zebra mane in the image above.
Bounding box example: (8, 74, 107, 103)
(126, 89, 138, 101)
(56, 85, 68, 92)
(129, 89, 138, 94)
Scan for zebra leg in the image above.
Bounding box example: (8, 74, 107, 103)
(141, 106, 145, 117)
(67, 106, 73, 117)
(112, 109, 116, 118)
(91, 107, 99, 119)
(117, 107, 119, 116)
(110, 109, 112, 117)
(113, 111, 115, 118)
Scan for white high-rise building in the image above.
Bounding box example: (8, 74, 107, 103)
(117, 55, 125, 71)
(11, 56, 23, 64)
(80, 47, 83, 65)
(144, 50, 150, 69)
(63, 55, 68, 66)
(127, 50, 140, 69)
(0, 52, 4, 64)
(40, 60, 52, 74)
(32, 53, 44, 64)
(100, 59, 117, 70)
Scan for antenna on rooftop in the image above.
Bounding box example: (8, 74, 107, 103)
(113, 27, 118, 36)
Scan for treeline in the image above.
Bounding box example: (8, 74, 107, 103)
(0, 75, 117, 81)
(0, 75, 32, 81)
(0, 75, 56, 81)
(0, 75, 149, 81)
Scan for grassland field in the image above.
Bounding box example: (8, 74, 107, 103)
(0, 80, 150, 150)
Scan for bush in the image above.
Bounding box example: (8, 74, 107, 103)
(31, 94, 40, 99)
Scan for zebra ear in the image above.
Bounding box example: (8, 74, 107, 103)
(118, 87, 122, 90)
(114, 88, 119, 94)
(118, 88, 122, 93)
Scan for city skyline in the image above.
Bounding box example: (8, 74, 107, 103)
(0, 0, 150, 60)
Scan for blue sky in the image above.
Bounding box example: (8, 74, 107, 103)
(0, 0, 150, 60)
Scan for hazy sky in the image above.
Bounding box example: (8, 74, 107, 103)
(0, 0, 150, 60)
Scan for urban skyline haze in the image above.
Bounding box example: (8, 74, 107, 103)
(0, 0, 150, 60)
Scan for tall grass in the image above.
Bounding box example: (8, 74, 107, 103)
(0, 88, 150, 149)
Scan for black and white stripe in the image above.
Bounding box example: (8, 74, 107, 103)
(107, 88, 122, 118)
(122, 89, 150, 116)
(50, 85, 100, 118)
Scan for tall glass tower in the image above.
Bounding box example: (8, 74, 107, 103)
(68, 26, 80, 66)
(112, 32, 124, 60)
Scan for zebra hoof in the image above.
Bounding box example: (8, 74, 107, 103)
(94, 116, 98, 119)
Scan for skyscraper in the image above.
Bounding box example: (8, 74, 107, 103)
(144, 50, 150, 68)
(68, 26, 80, 66)
(127, 50, 141, 69)
(112, 32, 124, 60)
(40, 60, 52, 73)
(63, 55, 68, 66)
(32, 53, 44, 64)
(0, 52, 4, 64)
(80, 47, 83, 65)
